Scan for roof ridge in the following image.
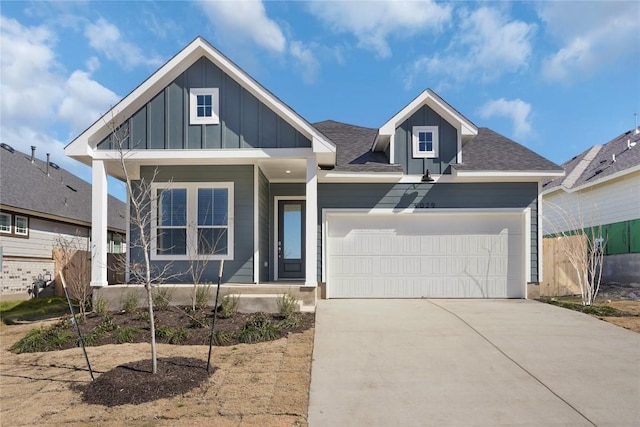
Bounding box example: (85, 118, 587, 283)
(562, 144, 602, 189)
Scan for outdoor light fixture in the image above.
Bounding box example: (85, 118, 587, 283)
(421, 170, 435, 182)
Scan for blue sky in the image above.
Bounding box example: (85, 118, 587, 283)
(1, 1, 639, 201)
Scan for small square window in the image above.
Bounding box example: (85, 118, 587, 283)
(190, 88, 219, 125)
(15, 216, 28, 236)
(0, 213, 11, 233)
(412, 126, 439, 158)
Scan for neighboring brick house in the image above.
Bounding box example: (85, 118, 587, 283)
(0, 144, 126, 296)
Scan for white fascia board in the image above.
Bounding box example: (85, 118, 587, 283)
(318, 171, 462, 184)
(374, 89, 478, 152)
(92, 147, 314, 162)
(541, 164, 640, 196)
(453, 169, 565, 178)
(65, 37, 335, 162)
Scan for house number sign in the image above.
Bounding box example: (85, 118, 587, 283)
(414, 202, 436, 208)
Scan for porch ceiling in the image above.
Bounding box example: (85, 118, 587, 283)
(259, 158, 307, 181)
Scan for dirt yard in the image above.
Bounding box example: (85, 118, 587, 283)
(0, 320, 314, 426)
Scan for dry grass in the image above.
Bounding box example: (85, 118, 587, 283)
(0, 320, 314, 426)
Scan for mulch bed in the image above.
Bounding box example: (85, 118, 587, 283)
(74, 357, 213, 406)
(57, 307, 315, 349)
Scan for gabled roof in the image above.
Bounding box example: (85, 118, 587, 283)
(65, 36, 335, 165)
(543, 127, 640, 192)
(313, 121, 403, 173)
(454, 128, 564, 173)
(372, 89, 478, 152)
(0, 146, 125, 231)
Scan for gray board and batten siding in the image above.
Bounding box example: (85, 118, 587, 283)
(258, 169, 270, 282)
(97, 57, 312, 151)
(130, 165, 255, 284)
(317, 182, 539, 282)
(394, 104, 458, 175)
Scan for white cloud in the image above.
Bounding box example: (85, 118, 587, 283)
(197, 0, 286, 53)
(84, 18, 163, 69)
(289, 41, 320, 84)
(58, 70, 119, 134)
(0, 15, 119, 170)
(539, 2, 640, 82)
(308, 0, 452, 58)
(405, 6, 535, 87)
(479, 98, 532, 139)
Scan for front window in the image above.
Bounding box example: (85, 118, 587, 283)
(15, 216, 28, 236)
(151, 183, 233, 260)
(0, 213, 11, 233)
(189, 88, 219, 125)
(412, 126, 439, 158)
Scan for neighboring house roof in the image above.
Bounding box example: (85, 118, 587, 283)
(454, 128, 564, 172)
(543, 127, 640, 192)
(65, 36, 336, 168)
(313, 120, 403, 173)
(0, 145, 126, 232)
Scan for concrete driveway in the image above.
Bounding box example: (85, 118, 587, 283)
(308, 299, 640, 427)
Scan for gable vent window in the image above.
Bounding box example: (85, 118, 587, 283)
(412, 126, 439, 158)
(189, 88, 219, 125)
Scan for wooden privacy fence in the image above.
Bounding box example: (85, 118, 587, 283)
(541, 235, 586, 296)
(53, 249, 126, 296)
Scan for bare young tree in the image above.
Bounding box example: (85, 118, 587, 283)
(54, 232, 92, 317)
(543, 199, 607, 306)
(108, 120, 178, 374)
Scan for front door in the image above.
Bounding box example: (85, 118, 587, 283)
(278, 200, 305, 279)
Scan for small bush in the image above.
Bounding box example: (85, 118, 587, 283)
(10, 323, 74, 353)
(219, 294, 239, 318)
(152, 287, 173, 311)
(117, 326, 140, 343)
(195, 283, 212, 310)
(238, 314, 280, 344)
(189, 313, 209, 329)
(155, 326, 190, 344)
(122, 290, 140, 314)
(93, 296, 109, 316)
(276, 293, 297, 319)
(211, 330, 232, 346)
(94, 316, 117, 335)
(278, 315, 302, 330)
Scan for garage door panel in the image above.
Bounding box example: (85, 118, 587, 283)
(326, 212, 525, 298)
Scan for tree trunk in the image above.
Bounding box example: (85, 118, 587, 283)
(146, 284, 157, 374)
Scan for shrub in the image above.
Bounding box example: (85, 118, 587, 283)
(276, 293, 297, 319)
(117, 326, 140, 343)
(211, 330, 232, 345)
(188, 313, 209, 329)
(152, 287, 173, 311)
(155, 326, 190, 344)
(219, 294, 239, 318)
(195, 283, 212, 310)
(122, 290, 140, 314)
(10, 323, 74, 353)
(93, 296, 109, 316)
(278, 315, 302, 330)
(238, 313, 280, 344)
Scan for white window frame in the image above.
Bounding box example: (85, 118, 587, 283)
(189, 88, 220, 125)
(14, 215, 28, 236)
(412, 126, 439, 158)
(0, 212, 11, 234)
(150, 182, 234, 261)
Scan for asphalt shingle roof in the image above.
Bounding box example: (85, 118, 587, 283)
(0, 146, 126, 231)
(454, 128, 563, 172)
(313, 120, 403, 172)
(543, 127, 640, 190)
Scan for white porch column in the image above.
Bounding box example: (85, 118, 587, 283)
(91, 159, 108, 287)
(305, 156, 318, 287)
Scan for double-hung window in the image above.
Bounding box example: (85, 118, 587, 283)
(412, 126, 439, 158)
(152, 183, 233, 260)
(0, 213, 11, 233)
(15, 216, 28, 236)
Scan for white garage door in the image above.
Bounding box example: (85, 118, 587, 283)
(325, 211, 526, 298)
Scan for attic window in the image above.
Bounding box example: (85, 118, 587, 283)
(189, 88, 219, 125)
(412, 126, 439, 158)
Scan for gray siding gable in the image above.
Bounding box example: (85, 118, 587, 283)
(98, 57, 312, 151)
(394, 104, 458, 175)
